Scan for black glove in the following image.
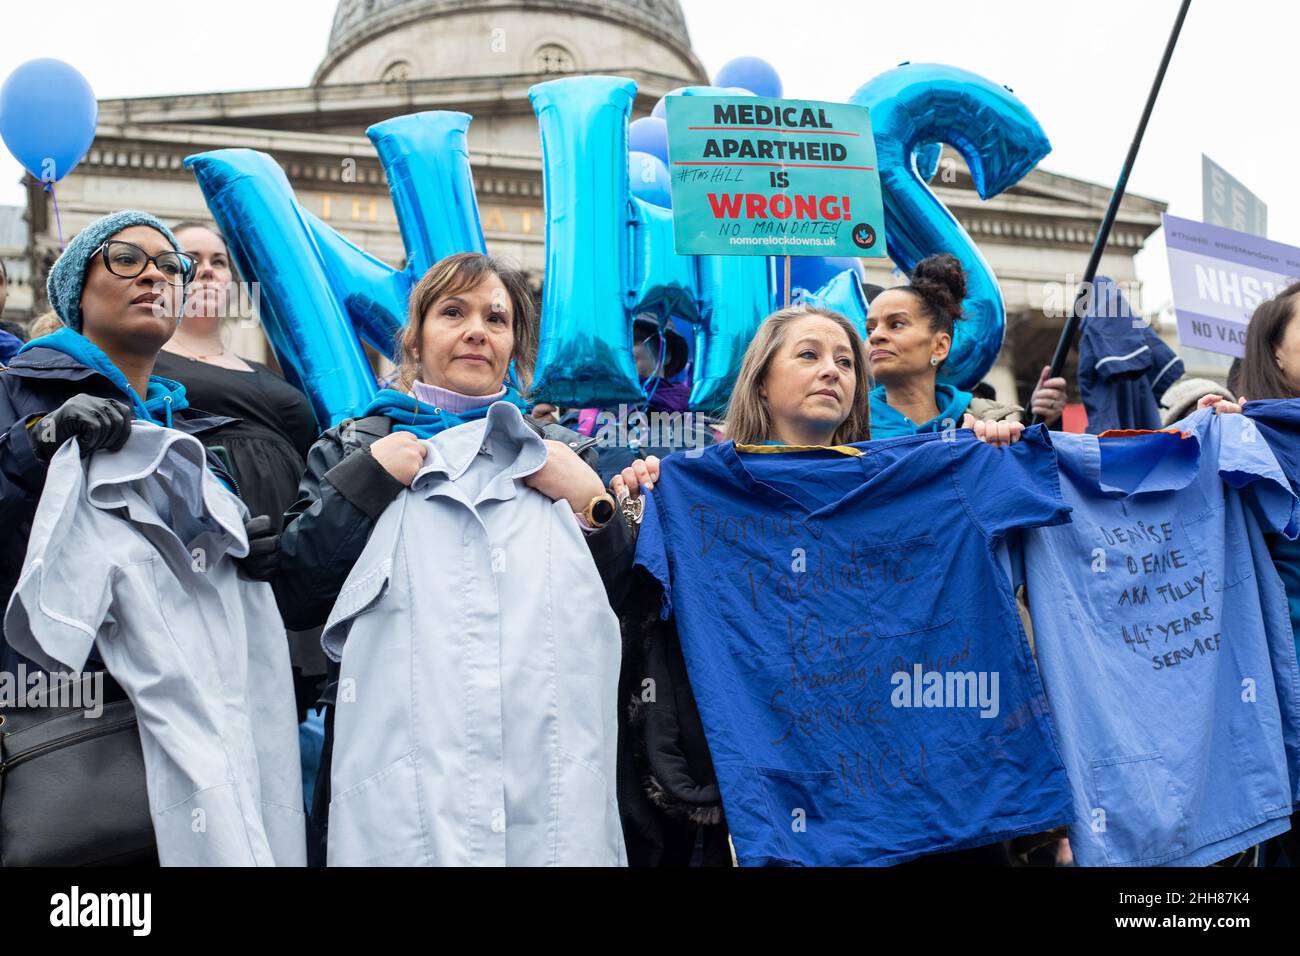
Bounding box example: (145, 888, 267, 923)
(32, 394, 133, 464)
(237, 514, 280, 581)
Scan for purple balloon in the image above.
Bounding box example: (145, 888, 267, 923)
(713, 56, 783, 99)
(629, 116, 669, 165)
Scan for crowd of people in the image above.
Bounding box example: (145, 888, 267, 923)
(0, 207, 1297, 867)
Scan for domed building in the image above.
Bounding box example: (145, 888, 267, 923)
(316, 0, 706, 86)
(10, 0, 1173, 405)
(19, 0, 707, 301)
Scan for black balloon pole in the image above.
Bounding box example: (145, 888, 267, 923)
(1030, 0, 1192, 426)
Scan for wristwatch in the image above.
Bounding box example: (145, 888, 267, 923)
(582, 493, 617, 529)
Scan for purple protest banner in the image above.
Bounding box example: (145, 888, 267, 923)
(1163, 212, 1300, 357)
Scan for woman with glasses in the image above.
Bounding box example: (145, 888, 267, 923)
(0, 210, 273, 674)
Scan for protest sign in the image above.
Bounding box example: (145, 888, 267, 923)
(1163, 212, 1300, 357)
(664, 95, 887, 259)
(1202, 154, 1266, 238)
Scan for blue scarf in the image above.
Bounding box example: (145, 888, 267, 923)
(359, 385, 530, 439)
(869, 383, 973, 439)
(19, 328, 190, 427)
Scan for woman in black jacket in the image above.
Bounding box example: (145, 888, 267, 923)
(0, 210, 264, 676)
(274, 252, 634, 863)
(154, 222, 317, 524)
(153, 222, 323, 718)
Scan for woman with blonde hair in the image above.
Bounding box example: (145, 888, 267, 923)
(617, 302, 875, 867)
(615, 300, 1037, 866)
(152, 223, 326, 724)
(724, 303, 872, 446)
(275, 251, 634, 864)
(609, 303, 871, 501)
(26, 309, 64, 340)
(155, 222, 317, 527)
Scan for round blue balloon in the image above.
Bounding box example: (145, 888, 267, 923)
(628, 150, 672, 208)
(651, 86, 691, 119)
(0, 59, 97, 183)
(713, 56, 783, 99)
(629, 116, 669, 165)
(653, 85, 754, 122)
(793, 256, 863, 293)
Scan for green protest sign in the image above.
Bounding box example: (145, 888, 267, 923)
(663, 95, 887, 259)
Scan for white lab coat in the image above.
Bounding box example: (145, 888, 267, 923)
(5, 423, 306, 866)
(323, 402, 625, 866)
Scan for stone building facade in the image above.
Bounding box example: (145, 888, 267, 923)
(9, 0, 1176, 407)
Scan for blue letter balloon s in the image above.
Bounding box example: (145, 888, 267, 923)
(850, 63, 1050, 388)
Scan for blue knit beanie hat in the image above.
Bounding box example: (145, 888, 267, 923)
(46, 210, 183, 333)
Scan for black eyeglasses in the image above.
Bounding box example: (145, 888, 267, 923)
(94, 240, 196, 286)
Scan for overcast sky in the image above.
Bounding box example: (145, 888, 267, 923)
(0, 0, 1282, 308)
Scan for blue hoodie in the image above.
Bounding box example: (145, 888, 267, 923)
(1244, 398, 1300, 651)
(869, 383, 973, 438)
(17, 328, 189, 427)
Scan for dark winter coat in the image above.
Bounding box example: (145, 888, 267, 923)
(276, 411, 637, 864)
(0, 346, 236, 672)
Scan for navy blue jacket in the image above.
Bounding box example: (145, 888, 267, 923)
(1078, 277, 1184, 434)
(0, 346, 236, 671)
